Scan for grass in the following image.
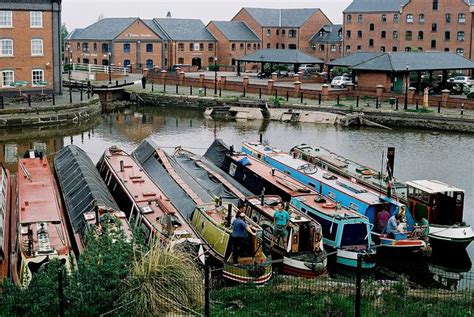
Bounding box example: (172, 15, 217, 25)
(405, 108, 434, 113)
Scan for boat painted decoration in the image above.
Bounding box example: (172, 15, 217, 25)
(191, 203, 272, 284)
(14, 152, 75, 287)
(0, 165, 11, 280)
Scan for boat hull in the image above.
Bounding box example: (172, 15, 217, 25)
(372, 233, 427, 254)
(336, 249, 376, 269)
(223, 262, 273, 284)
(429, 224, 474, 250)
(281, 256, 327, 277)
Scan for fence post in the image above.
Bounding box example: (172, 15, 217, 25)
(438, 100, 441, 113)
(243, 87, 246, 97)
(286, 90, 289, 101)
(0, 96, 4, 109)
(52, 93, 56, 105)
(415, 99, 419, 110)
(204, 86, 207, 96)
(116, 80, 119, 87)
(356, 95, 359, 108)
(318, 93, 321, 105)
(28, 94, 31, 107)
(395, 98, 399, 111)
(461, 103, 464, 115)
(219, 87, 222, 97)
(80, 87, 83, 101)
(337, 95, 340, 105)
(355, 254, 362, 317)
(58, 267, 65, 317)
(151, 82, 154, 92)
(259, 88, 262, 99)
(176, 84, 178, 94)
(204, 257, 210, 317)
(375, 97, 379, 109)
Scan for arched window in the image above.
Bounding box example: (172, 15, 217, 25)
(419, 14, 425, 23)
(347, 14, 352, 23)
(381, 31, 386, 38)
(406, 14, 413, 23)
(381, 14, 387, 22)
(393, 14, 399, 23)
(380, 46, 385, 52)
(369, 39, 374, 47)
(457, 31, 465, 41)
(418, 31, 424, 40)
(405, 31, 412, 41)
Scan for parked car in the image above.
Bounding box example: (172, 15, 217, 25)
(330, 76, 353, 88)
(257, 71, 272, 79)
(448, 76, 474, 86)
(298, 64, 315, 71)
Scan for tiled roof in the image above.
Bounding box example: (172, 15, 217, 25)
(237, 49, 324, 64)
(66, 18, 138, 40)
(143, 19, 169, 41)
(243, 7, 320, 27)
(329, 52, 474, 71)
(65, 28, 83, 40)
(310, 24, 342, 43)
(154, 18, 216, 41)
(210, 21, 260, 41)
(343, 0, 409, 13)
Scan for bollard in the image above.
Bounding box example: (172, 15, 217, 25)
(176, 84, 178, 94)
(286, 90, 289, 101)
(28, 94, 31, 107)
(190, 85, 193, 95)
(219, 87, 222, 97)
(356, 95, 359, 107)
(259, 88, 262, 99)
(80, 87, 83, 101)
(0, 96, 3, 109)
(243, 87, 246, 97)
(300, 92, 303, 103)
(52, 93, 55, 105)
(395, 98, 399, 110)
(318, 93, 321, 105)
(438, 101, 441, 113)
(461, 103, 464, 115)
(416, 99, 419, 110)
(151, 83, 154, 92)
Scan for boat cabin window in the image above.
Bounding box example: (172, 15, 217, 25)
(348, 202, 358, 211)
(327, 192, 336, 200)
(407, 186, 430, 204)
(308, 182, 316, 188)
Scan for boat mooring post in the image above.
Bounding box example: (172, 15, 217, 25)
(28, 94, 31, 107)
(204, 256, 210, 317)
(300, 92, 304, 104)
(226, 204, 233, 228)
(176, 84, 178, 94)
(395, 98, 399, 111)
(355, 254, 362, 317)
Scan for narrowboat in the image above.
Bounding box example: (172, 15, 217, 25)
(12, 151, 74, 287)
(241, 142, 427, 254)
(54, 145, 132, 254)
(191, 202, 272, 284)
(204, 140, 375, 268)
(97, 146, 200, 249)
(291, 144, 473, 250)
(243, 195, 327, 277)
(0, 165, 12, 280)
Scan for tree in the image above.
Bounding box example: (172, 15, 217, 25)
(61, 23, 68, 52)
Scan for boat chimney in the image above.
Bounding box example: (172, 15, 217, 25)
(94, 204, 100, 226)
(120, 160, 124, 172)
(386, 147, 395, 197)
(39, 152, 43, 160)
(260, 187, 265, 206)
(259, 133, 263, 143)
(271, 168, 275, 176)
(226, 204, 233, 228)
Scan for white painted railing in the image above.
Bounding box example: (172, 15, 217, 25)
(72, 63, 129, 75)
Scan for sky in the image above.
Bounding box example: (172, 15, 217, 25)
(62, 0, 352, 31)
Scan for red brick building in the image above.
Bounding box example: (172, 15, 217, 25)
(231, 7, 336, 61)
(0, 0, 62, 96)
(343, 0, 473, 59)
(309, 24, 343, 62)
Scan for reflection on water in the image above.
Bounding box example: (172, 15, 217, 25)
(1, 105, 473, 288)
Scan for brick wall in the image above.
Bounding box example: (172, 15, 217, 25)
(168, 40, 217, 70)
(357, 72, 392, 91)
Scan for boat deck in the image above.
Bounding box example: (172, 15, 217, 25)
(292, 194, 365, 219)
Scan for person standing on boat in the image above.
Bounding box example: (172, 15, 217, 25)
(271, 203, 290, 249)
(385, 213, 404, 238)
(229, 213, 255, 264)
(376, 209, 390, 232)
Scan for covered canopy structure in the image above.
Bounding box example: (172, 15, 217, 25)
(235, 49, 325, 75)
(327, 52, 474, 93)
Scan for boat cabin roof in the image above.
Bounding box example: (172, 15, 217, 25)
(406, 180, 464, 194)
(292, 194, 367, 220)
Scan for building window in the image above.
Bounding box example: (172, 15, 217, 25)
(381, 14, 387, 22)
(392, 46, 398, 52)
(369, 39, 374, 47)
(288, 29, 297, 38)
(93, 43, 97, 52)
(164, 58, 168, 66)
(405, 47, 412, 52)
(431, 23, 437, 32)
(446, 13, 452, 23)
(267, 29, 271, 36)
(419, 14, 425, 23)
(0, 11, 12, 27)
(369, 23, 374, 31)
(177, 57, 184, 64)
(346, 45, 351, 52)
(239, 43, 244, 50)
(102, 43, 109, 52)
(357, 45, 362, 51)
(281, 43, 285, 49)
(357, 30, 362, 38)
(393, 14, 399, 23)
(77, 42, 80, 50)
(178, 43, 184, 51)
(393, 31, 398, 39)
(433, 0, 438, 10)
(146, 59, 153, 69)
(417, 47, 423, 51)
(82, 43, 89, 52)
(164, 43, 168, 49)
(418, 31, 424, 40)
(231, 43, 236, 51)
(405, 31, 412, 41)
(30, 11, 43, 28)
(445, 31, 451, 41)
(288, 44, 296, 50)
(1, 70, 14, 87)
(444, 48, 449, 52)
(82, 58, 89, 64)
(0, 39, 13, 56)
(380, 46, 385, 52)
(189, 43, 194, 51)
(257, 43, 260, 49)
(358, 14, 363, 22)
(208, 43, 214, 51)
(199, 43, 204, 51)
(247, 43, 251, 50)
(266, 43, 270, 49)
(281, 30, 285, 35)
(347, 14, 352, 23)
(31, 39, 43, 56)
(330, 44, 336, 52)
(276, 29, 279, 36)
(253, 43, 256, 50)
(93, 58, 97, 64)
(276, 43, 279, 49)
(381, 31, 386, 38)
(456, 48, 464, 55)
(406, 14, 414, 23)
(431, 40, 436, 48)
(123, 43, 130, 53)
(310, 44, 316, 51)
(146, 43, 153, 52)
(208, 57, 214, 64)
(458, 13, 466, 23)
(32, 69, 44, 85)
(319, 44, 325, 51)
(346, 30, 351, 38)
(457, 31, 465, 41)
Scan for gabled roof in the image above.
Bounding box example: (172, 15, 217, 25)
(329, 52, 474, 72)
(242, 7, 320, 27)
(154, 18, 216, 41)
(65, 28, 83, 41)
(343, 0, 409, 13)
(210, 21, 260, 42)
(236, 49, 324, 64)
(143, 19, 169, 41)
(310, 24, 342, 44)
(66, 18, 138, 40)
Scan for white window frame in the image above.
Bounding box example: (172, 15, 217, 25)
(30, 11, 42, 28)
(0, 11, 12, 28)
(0, 39, 13, 56)
(31, 69, 44, 86)
(31, 39, 43, 56)
(1, 70, 14, 87)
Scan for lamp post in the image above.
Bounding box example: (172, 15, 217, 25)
(67, 44, 72, 103)
(108, 52, 112, 84)
(404, 64, 409, 110)
(214, 56, 218, 95)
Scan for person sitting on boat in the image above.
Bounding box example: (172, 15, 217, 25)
(385, 213, 404, 238)
(414, 214, 430, 242)
(271, 203, 290, 250)
(376, 209, 390, 232)
(229, 213, 255, 264)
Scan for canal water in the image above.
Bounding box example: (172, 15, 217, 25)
(2, 105, 473, 289)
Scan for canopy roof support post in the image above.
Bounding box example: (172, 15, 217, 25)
(442, 69, 448, 90)
(293, 63, 300, 73)
(417, 71, 422, 95)
(327, 65, 333, 82)
(237, 61, 241, 77)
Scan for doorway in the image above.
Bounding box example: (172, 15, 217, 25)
(192, 57, 202, 70)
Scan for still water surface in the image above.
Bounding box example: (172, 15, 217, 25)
(2, 106, 473, 288)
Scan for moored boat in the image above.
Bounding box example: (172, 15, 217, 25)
(12, 151, 75, 287)
(191, 202, 272, 284)
(0, 165, 12, 280)
(54, 145, 133, 254)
